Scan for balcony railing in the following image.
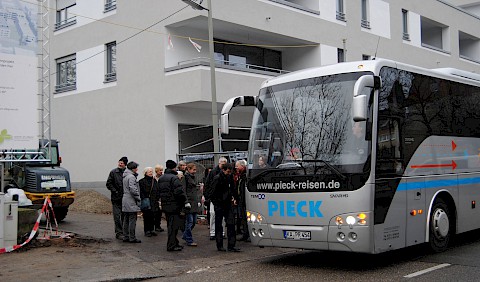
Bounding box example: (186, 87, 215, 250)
(104, 72, 117, 83)
(268, 0, 320, 15)
(54, 16, 76, 31)
(460, 55, 480, 65)
(104, 0, 117, 12)
(361, 19, 370, 29)
(55, 82, 76, 93)
(336, 11, 346, 22)
(421, 43, 450, 54)
(173, 57, 289, 75)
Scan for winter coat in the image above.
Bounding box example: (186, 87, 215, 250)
(184, 172, 200, 213)
(210, 170, 236, 208)
(158, 169, 187, 214)
(139, 175, 159, 212)
(237, 172, 247, 208)
(204, 165, 222, 201)
(122, 169, 141, 212)
(106, 167, 125, 203)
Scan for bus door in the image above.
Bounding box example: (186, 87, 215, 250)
(405, 178, 426, 246)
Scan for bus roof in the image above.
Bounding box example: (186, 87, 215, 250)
(261, 58, 480, 88)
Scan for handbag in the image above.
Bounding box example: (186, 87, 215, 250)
(140, 179, 154, 211)
(140, 198, 151, 211)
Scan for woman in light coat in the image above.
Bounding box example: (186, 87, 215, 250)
(122, 161, 141, 243)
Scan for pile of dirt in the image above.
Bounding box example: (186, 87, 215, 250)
(69, 189, 112, 214)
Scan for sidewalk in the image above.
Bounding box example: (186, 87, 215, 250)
(0, 211, 296, 281)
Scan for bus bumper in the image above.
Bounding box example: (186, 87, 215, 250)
(24, 191, 75, 207)
(249, 223, 373, 253)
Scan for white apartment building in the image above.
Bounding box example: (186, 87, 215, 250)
(48, 0, 480, 187)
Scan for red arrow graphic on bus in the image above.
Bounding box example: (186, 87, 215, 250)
(411, 160, 457, 170)
(423, 140, 457, 151)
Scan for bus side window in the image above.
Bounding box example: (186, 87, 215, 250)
(377, 117, 404, 175)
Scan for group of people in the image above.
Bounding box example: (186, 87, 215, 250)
(106, 156, 250, 252)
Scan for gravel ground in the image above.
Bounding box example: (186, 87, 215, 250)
(69, 189, 112, 214)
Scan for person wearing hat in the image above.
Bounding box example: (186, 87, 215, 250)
(158, 160, 189, 251)
(106, 156, 128, 240)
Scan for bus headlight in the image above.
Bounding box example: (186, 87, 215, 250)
(333, 212, 369, 227)
(335, 216, 344, 225)
(247, 210, 264, 224)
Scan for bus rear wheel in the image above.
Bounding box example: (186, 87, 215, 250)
(429, 198, 453, 252)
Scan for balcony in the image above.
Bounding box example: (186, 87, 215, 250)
(169, 57, 288, 76)
(55, 82, 76, 93)
(459, 31, 480, 64)
(361, 19, 370, 29)
(104, 0, 117, 13)
(336, 11, 346, 22)
(421, 16, 450, 54)
(54, 16, 76, 31)
(104, 72, 117, 83)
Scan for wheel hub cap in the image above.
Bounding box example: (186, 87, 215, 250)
(433, 209, 449, 238)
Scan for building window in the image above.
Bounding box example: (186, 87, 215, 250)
(336, 0, 346, 21)
(420, 16, 450, 53)
(104, 0, 117, 12)
(55, 2, 76, 31)
(402, 9, 410, 40)
(338, 48, 345, 63)
(214, 39, 282, 73)
(105, 42, 117, 82)
(55, 54, 76, 93)
(361, 0, 370, 29)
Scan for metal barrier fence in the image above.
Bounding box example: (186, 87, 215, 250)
(177, 151, 247, 218)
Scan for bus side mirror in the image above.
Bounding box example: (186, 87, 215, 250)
(221, 114, 230, 135)
(352, 75, 381, 122)
(353, 95, 367, 122)
(220, 96, 258, 135)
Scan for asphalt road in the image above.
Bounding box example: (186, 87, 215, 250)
(2, 211, 480, 281)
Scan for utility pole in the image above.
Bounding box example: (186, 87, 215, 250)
(182, 0, 220, 161)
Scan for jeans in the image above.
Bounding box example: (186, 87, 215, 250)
(122, 212, 138, 241)
(182, 213, 197, 244)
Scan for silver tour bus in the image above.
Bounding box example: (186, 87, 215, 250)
(221, 59, 480, 253)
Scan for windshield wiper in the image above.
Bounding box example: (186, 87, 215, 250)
(299, 159, 347, 180)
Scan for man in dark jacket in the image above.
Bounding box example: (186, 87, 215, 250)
(106, 156, 128, 240)
(211, 163, 240, 252)
(158, 160, 189, 251)
(204, 157, 228, 240)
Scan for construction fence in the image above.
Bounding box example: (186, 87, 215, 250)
(177, 151, 247, 218)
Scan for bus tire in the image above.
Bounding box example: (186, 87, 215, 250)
(53, 207, 69, 222)
(429, 198, 453, 252)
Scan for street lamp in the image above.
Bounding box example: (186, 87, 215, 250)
(182, 0, 220, 157)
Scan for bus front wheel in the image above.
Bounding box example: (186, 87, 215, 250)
(429, 198, 453, 252)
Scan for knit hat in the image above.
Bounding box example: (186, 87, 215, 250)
(119, 156, 128, 165)
(166, 160, 177, 169)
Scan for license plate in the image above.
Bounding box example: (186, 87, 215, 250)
(284, 230, 311, 240)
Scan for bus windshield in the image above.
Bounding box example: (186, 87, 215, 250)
(248, 72, 373, 191)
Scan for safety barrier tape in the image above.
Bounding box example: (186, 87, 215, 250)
(0, 196, 59, 254)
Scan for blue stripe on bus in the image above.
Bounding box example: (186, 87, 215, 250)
(396, 177, 480, 191)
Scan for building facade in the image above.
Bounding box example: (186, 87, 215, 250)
(48, 0, 480, 186)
